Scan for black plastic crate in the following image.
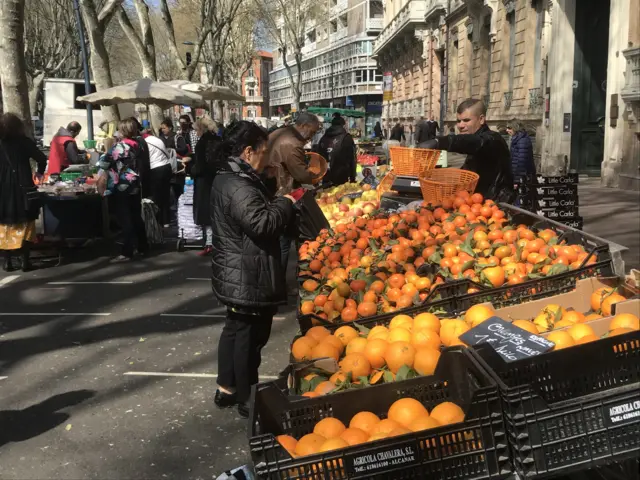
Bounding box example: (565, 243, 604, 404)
(249, 347, 511, 479)
(468, 330, 640, 479)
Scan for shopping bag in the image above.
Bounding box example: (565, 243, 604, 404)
(294, 190, 330, 241)
(141, 198, 164, 245)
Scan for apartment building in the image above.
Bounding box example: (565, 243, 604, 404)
(241, 51, 273, 119)
(269, 0, 385, 134)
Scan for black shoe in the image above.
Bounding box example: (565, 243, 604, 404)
(2, 256, 16, 272)
(237, 402, 249, 419)
(214, 389, 237, 408)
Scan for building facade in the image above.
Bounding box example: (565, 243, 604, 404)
(241, 51, 273, 119)
(269, 0, 385, 134)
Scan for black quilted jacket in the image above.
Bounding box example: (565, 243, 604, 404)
(210, 156, 294, 309)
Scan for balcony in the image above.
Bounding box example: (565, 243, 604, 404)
(330, 28, 348, 44)
(366, 17, 383, 32)
(373, 0, 427, 55)
(245, 95, 264, 103)
(301, 42, 316, 55)
(331, 0, 348, 16)
(424, 0, 447, 24)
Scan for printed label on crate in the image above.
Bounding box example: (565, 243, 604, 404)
(603, 399, 640, 427)
(534, 208, 580, 220)
(559, 218, 584, 230)
(343, 440, 420, 477)
(460, 317, 555, 362)
(521, 185, 579, 197)
(529, 173, 579, 185)
(535, 197, 579, 208)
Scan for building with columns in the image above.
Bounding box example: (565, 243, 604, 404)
(372, 0, 639, 188)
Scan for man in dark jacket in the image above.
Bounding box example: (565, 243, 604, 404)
(507, 121, 536, 180)
(317, 117, 356, 186)
(419, 98, 515, 202)
(415, 116, 430, 144)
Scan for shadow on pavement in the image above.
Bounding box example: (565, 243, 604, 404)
(0, 389, 95, 448)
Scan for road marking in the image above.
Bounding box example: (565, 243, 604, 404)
(47, 281, 133, 285)
(124, 371, 280, 380)
(160, 313, 225, 318)
(0, 312, 111, 316)
(0, 376, 7, 380)
(0, 275, 19, 287)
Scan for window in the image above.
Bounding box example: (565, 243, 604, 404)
(533, 0, 544, 87)
(375, 70, 383, 82)
(508, 10, 516, 92)
(247, 87, 255, 97)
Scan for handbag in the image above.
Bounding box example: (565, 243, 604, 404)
(0, 141, 42, 217)
(294, 190, 331, 241)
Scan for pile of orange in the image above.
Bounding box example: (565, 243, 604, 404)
(276, 398, 465, 458)
(298, 191, 598, 323)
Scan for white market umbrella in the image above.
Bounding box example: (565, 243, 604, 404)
(77, 77, 207, 108)
(163, 80, 245, 102)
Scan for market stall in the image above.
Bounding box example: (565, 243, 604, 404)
(239, 158, 639, 479)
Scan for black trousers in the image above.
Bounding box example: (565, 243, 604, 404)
(149, 164, 172, 225)
(113, 191, 148, 258)
(217, 308, 274, 403)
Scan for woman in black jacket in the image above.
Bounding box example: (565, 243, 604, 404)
(210, 121, 296, 417)
(191, 117, 221, 256)
(0, 114, 47, 272)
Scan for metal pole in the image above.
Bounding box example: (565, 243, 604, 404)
(72, 0, 94, 140)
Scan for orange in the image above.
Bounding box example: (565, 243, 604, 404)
(576, 334, 599, 344)
(610, 327, 635, 337)
(410, 416, 440, 432)
(430, 402, 465, 426)
(547, 330, 575, 350)
(388, 398, 429, 428)
(346, 336, 368, 355)
(384, 341, 416, 373)
(349, 411, 381, 434)
(339, 353, 372, 378)
(389, 427, 412, 437)
(553, 319, 576, 329)
(483, 266, 505, 287)
(321, 335, 345, 355)
(364, 338, 389, 369)
(314, 381, 336, 395)
(415, 277, 432, 291)
(413, 312, 440, 333)
(306, 326, 331, 343)
(318, 437, 349, 452)
(369, 418, 401, 436)
(388, 273, 406, 289)
(585, 313, 603, 321)
(411, 329, 441, 350)
(562, 310, 586, 324)
(389, 314, 413, 330)
(330, 371, 347, 384)
(341, 307, 358, 322)
(464, 304, 496, 327)
(314, 417, 346, 439)
(368, 325, 389, 340)
(567, 324, 596, 342)
(302, 391, 319, 398)
(300, 301, 315, 315)
(291, 337, 315, 361)
(413, 348, 441, 376)
(440, 319, 470, 347)
(295, 433, 326, 456)
(590, 287, 615, 312)
(340, 428, 369, 446)
(388, 327, 412, 343)
(512, 320, 539, 334)
(395, 295, 414, 309)
(609, 313, 639, 331)
(357, 301, 378, 317)
(276, 434, 298, 456)
(334, 326, 359, 346)
(367, 431, 389, 442)
(302, 279, 319, 292)
(602, 293, 627, 316)
(311, 342, 340, 361)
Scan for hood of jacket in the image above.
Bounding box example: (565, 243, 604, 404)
(322, 125, 346, 140)
(55, 127, 74, 138)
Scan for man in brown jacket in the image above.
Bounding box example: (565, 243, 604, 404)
(267, 112, 321, 195)
(267, 112, 321, 287)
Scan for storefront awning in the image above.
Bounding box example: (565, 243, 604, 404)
(307, 107, 366, 118)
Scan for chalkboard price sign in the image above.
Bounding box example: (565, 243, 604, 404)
(460, 316, 555, 362)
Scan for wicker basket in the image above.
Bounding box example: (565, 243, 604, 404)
(419, 168, 480, 204)
(389, 147, 440, 176)
(376, 170, 397, 201)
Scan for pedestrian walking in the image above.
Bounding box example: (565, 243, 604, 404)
(373, 121, 383, 139)
(97, 118, 150, 262)
(210, 121, 297, 418)
(317, 116, 356, 187)
(144, 130, 173, 227)
(506, 120, 536, 179)
(418, 98, 515, 202)
(192, 117, 221, 256)
(0, 114, 47, 272)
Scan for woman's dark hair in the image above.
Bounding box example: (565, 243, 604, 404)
(218, 120, 268, 158)
(0, 113, 26, 138)
(161, 117, 174, 130)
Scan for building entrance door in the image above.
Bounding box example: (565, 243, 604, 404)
(570, 0, 610, 175)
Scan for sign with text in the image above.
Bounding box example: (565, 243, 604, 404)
(344, 440, 419, 477)
(383, 72, 393, 102)
(460, 317, 555, 362)
(603, 398, 640, 427)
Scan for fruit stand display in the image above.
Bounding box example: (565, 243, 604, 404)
(245, 185, 639, 479)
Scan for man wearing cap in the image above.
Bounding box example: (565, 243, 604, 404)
(47, 121, 88, 174)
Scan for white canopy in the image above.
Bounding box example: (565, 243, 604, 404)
(163, 80, 245, 102)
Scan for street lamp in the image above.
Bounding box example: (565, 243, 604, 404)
(72, 0, 93, 140)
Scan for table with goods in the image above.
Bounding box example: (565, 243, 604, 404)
(240, 147, 639, 480)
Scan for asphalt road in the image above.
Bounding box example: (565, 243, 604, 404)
(0, 242, 301, 479)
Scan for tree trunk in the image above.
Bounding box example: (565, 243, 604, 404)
(0, 0, 33, 136)
(28, 71, 45, 117)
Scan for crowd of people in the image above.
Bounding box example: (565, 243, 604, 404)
(0, 97, 538, 417)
